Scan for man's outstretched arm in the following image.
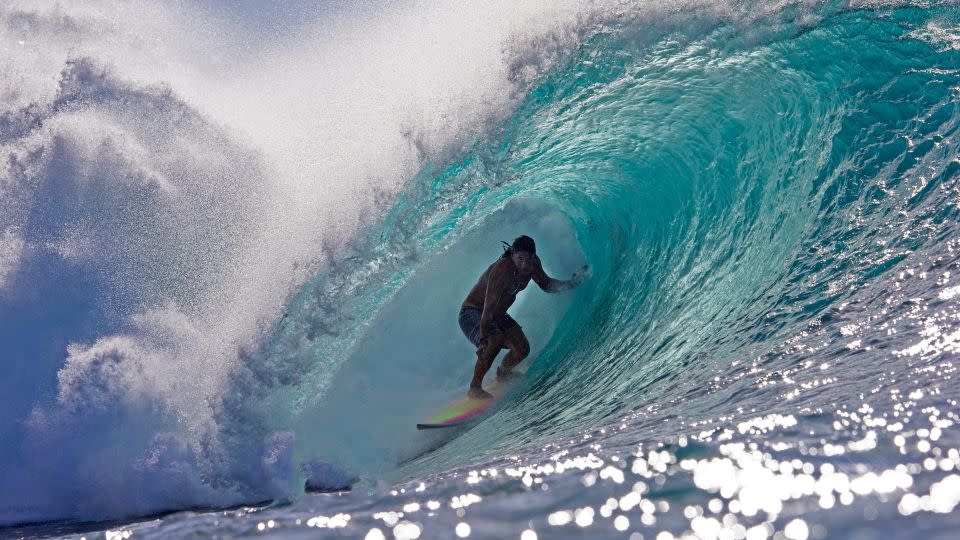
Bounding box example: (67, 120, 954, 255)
(533, 259, 589, 293)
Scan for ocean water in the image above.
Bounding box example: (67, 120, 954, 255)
(2, 1, 960, 539)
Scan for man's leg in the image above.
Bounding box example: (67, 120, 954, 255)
(469, 333, 506, 397)
(497, 326, 530, 381)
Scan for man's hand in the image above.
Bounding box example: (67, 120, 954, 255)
(569, 264, 591, 287)
(542, 264, 591, 293)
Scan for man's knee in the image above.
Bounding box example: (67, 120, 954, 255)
(502, 327, 530, 357)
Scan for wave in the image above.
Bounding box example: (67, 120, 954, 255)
(278, 0, 960, 485)
(2, 0, 959, 527)
(0, 0, 619, 525)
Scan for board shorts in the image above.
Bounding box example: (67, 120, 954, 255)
(458, 305, 520, 348)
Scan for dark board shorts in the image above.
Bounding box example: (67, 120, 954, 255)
(458, 305, 520, 347)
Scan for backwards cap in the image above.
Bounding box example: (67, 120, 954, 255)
(501, 235, 536, 257)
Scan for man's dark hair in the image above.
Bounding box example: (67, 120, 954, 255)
(501, 235, 536, 258)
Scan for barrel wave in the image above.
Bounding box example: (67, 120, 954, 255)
(279, 1, 960, 477)
(268, 4, 960, 537)
(3, 1, 960, 537)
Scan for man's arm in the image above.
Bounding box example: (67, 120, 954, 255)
(532, 257, 588, 293)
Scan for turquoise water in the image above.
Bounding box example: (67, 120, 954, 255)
(5, 2, 960, 539)
(214, 3, 960, 538)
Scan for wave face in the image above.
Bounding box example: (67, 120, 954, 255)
(284, 0, 960, 471)
(260, 2, 960, 537)
(4, 0, 960, 537)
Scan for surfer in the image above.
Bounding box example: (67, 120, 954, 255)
(459, 235, 587, 399)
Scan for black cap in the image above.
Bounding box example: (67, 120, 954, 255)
(511, 235, 536, 255)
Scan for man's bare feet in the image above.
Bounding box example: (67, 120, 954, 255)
(467, 386, 494, 400)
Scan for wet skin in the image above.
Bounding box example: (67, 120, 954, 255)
(462, 251, 584, 399)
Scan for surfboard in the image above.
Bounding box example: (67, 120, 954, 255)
(416, 368, 526, 429)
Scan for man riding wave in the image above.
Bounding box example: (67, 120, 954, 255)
(458, 235, 588, 399)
